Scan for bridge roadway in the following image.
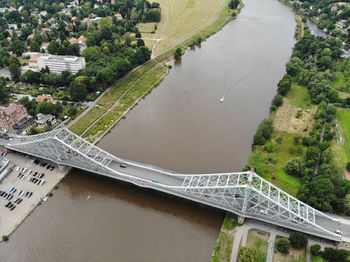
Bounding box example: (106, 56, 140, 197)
(0, 130, 350, 242)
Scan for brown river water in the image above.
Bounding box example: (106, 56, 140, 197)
(0, 0, 296, 261)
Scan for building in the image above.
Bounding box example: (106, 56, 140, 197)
(35, 113, 57, 129)
(0, 103, 28, 132)
(35, 94, 57, 104)
(12, 115, 36, 134)
(29, 53, 43, 68)
(37, 54, 86, 74)
(115, 13, 123, 20)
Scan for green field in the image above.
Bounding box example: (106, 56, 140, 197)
(332, 60, 350, 93)
(249, 131, 304, 196)
(289, 84, 312, 109)
(310, 256, 324, 262)
(335, 110, 350, 165)
(246, 230, 269, 262)
(139, 0, 227, 56)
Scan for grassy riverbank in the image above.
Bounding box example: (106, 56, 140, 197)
(69, 0, 242, 144)
(139, 0, 227, 56)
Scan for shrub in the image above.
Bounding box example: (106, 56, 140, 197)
(239, 247, 258, 262)
(272, 94, 283, 107)
(284, 158, 304, 177)
(264, 142, 274, 153)
(2, 235, 9, 241)
(270, 105, 277, 111)
(174, 47, 182, 60)
(276, 237, 290, 254)
(253, 130, 266, 145)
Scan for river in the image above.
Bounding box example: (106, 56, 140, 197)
(0, 0, 296, 261)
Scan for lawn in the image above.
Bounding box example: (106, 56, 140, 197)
(246, 230, 269, 262)
(249, 130, 304, 196)
(139, 0, 227, 56)
(288, 84, 312, 109)
(81, 64, 168, 142)
(69, 106, 107, 136)
(332, 59, 350, 93)
(310, 256, 324, 262)
(273, 236, 306, 262)
(335, 109, 350, 166)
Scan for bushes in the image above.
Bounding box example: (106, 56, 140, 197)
(239, 247, 258, 262)
(275, 237, 290, 254)
(2, 235, 8, 241)
(284, 158, 304, 177)
(253, 120, 274, 145)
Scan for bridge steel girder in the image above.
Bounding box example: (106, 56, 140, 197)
(4, 128, 341, 242)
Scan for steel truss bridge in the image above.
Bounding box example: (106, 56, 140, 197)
(0, 128, 342, 241)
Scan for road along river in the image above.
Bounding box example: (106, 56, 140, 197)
(0, 0, 296, 261)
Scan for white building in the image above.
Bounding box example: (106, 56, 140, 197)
(37, 54, 86, 74)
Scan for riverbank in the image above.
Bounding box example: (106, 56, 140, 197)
(69, 0, 243, 144)
(0, 152, 68, 242)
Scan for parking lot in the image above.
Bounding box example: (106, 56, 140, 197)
(0, 152, 68, 238)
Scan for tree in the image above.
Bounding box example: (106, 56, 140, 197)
(229, 0, 239, 9)
(275, 238, 290, 254)
(174, 47, 182, 60)
(0, 83, 9, 104)
(284, 158, 304, 177)
(239, 247, 258, 262)
(277, 79, 292, 96)
(272, 94, 283, 107)
(289, 232, 307, 249)
(137, 39, 145, 47)
(67, 106, 77, 116)
(47, 41, 60, 54)
(286, 57, 302, 77)
(69, 82, 87, 101)
(310, 244, 321, 256)
(82, 46, 101, 62)
(344, 194, 350, 215)
(36, 101, 58, 116)
(323, 247, 349, 262)
(9, 56, 21, 82)
(10, 40, 25, 56)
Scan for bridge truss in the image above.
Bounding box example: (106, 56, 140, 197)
(3, 128, 341, 241)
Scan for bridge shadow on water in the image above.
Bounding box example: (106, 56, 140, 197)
(61, 168, 226, 227)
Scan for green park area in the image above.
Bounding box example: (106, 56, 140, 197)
(273, 236, 306, 262)
(246, 230, 269, 262)
(335, 110, 350, 167)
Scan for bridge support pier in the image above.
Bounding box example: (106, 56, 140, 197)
(238, 216, 245, 225)
(58, 165, 71, 173)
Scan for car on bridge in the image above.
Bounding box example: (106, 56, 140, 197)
(152, 179, 159, 183)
